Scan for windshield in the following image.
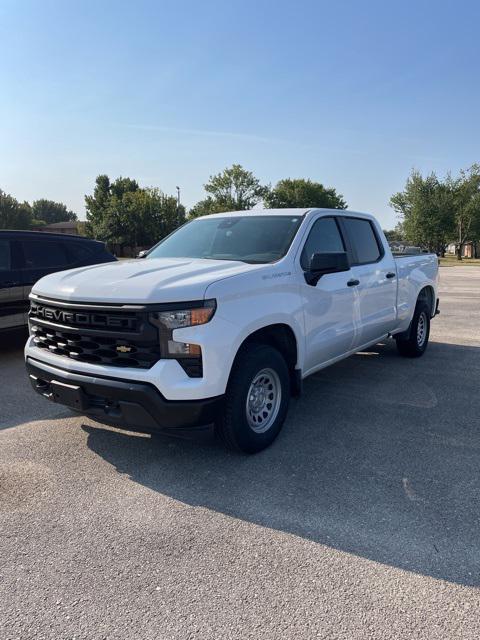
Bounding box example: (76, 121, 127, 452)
(146, 215, 303, 264)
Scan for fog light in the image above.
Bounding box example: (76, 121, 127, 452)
(167, 340, 201, 357)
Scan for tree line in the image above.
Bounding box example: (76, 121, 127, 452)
(3, 163, 480, 259)
(389, 164, 480, 259)
(0, 167, 346, 253)
(84, 176, 185, 253)
(85, 165, 347, 252)
(0, 190, 78, 230)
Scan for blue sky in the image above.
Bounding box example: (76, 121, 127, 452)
(1, 0, 479, 228)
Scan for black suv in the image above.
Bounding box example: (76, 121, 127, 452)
(0, 231, 116, 331)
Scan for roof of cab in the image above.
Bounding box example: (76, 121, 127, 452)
(201, 208, 311, 218)
(200, 207, 375, 220)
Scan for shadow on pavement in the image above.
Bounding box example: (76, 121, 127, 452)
(83, 339, 480, 587)
(0, 328, 70, 430)
(0, 327, 28, 353)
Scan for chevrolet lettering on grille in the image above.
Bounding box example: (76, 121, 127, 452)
(30, 303, 137, 330)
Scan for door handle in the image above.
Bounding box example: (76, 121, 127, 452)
(385, 272, 396, 279)
(2, 282, 21, 287)
(347, 279, 360, 287)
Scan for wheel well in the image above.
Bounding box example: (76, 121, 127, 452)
(234, 324, 301, 395)
(417, 286, 435, 317)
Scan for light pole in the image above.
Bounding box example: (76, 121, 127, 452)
(176, 186, 182, 225)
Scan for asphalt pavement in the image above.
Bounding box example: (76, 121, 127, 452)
(1, 267, 480, 639)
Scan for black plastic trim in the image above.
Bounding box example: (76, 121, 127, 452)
(26, 357, 223, 432)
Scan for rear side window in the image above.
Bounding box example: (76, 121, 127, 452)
(21, 240, 68, 269)
(300, 217, 345, 269)
(0, 240, 11, 270)
(343, 218, 381, 264)
(67, 242, 95, 263)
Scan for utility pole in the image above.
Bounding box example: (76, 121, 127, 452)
(176, 186, 180, 208)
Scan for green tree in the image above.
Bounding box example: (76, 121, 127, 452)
(120, 188, 184, 249)
(84, 174, 112, 235)
(264, 178, 347, 210)
(85, 175, 140, 241)
(85, 175, 184, 251)
(188, 197, 232, 219)
(189, 164, 268, 217)
(390, 171, 455, 255)
(391, 167, 480, 258)
(109, 177, 140, 200)
(32, 199, 77, 224)
(383, 224, 405, 242)
(0, 190, 33, 229)
(205, 164, 268, 210)
(447, 164, 480, 259)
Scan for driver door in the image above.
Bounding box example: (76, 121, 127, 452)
(299, 216, 357, 373)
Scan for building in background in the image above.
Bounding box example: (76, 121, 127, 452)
(38, 221, 85, 235)
(446, 241, 478, 258)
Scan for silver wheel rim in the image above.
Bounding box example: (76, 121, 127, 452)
(246, 368, 282, 434)
(417, 312, 427, 347)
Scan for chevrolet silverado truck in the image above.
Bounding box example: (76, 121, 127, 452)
(25, 209, 439, 453)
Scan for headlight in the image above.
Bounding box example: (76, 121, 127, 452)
(151, 299, 216, 330)
(149, 300, 216, 377)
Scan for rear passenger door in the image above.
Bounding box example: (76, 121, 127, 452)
(340, 217, 397, 347)
(66, 240, 116, 267)
(0, 239, 25, 329)
(65, 241, 97, 266)
(19, 238, 70, 302)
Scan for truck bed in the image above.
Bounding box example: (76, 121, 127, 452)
(394, 253, 438, 326)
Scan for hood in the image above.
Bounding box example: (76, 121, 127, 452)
(32, 257, 265, 304)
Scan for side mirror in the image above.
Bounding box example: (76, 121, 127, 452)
(305, 252, 350, 285)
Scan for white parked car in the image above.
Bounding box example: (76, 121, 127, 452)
(25, 209, 439, 452)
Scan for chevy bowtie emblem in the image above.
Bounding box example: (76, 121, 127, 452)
(116, 345, 132, 353)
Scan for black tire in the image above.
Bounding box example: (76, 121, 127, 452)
(216, 344, 291, 453)
(395, 301, 431, 358)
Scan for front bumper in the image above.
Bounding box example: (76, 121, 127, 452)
(26, 357, 223, 433)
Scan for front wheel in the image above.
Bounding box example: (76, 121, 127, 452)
(215, 344, 291, 453)
(395, 301, 431, 358)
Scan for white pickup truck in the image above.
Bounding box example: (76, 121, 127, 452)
(25, 208, 439, 452)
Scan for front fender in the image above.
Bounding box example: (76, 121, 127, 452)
(179, 275, 306, 395)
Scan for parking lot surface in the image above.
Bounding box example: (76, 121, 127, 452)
(1, 267, 480, 639)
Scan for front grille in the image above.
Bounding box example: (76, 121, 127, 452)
(29, 299, 160, 369)
(30, 324, 160, 369)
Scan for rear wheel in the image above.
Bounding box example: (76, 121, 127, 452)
(216, 344, 291, 453)
(395, 301, 431, 357)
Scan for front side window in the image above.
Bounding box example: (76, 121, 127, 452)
(300, 217, 345, 269)
(147, 215, 303, 264)
(343, 218, 381, 264)
(21, 241, 68, 269)
(0, 240, 11, 271)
